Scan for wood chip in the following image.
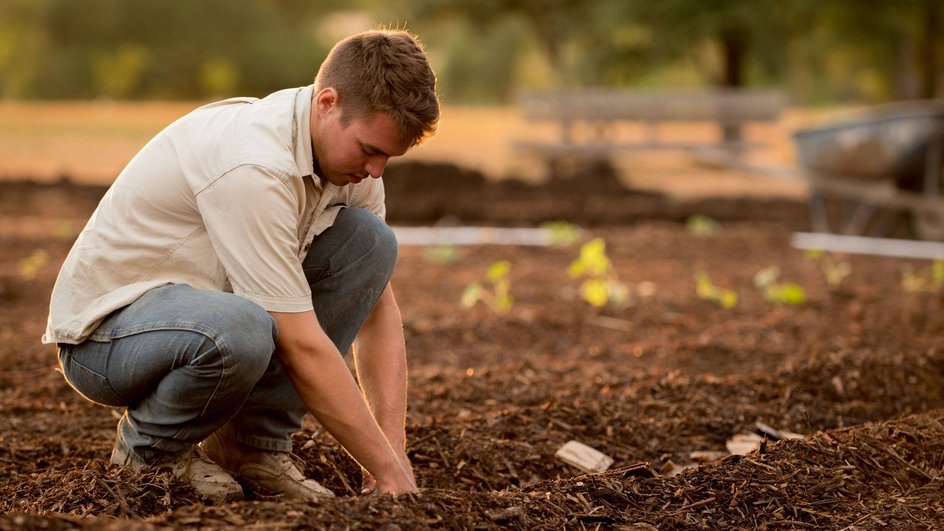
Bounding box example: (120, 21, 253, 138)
(610, 462, 659, 479)
(555, 440, 614, 473)
(487, 506, 525, 521)
(726, 433, 765, 456)
(690, 451, 728, 462)
(755, 422, 805, 441)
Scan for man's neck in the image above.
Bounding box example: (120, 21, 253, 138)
(312, 156, 324, 185)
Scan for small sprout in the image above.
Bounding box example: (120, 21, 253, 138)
(569, 238, 629, 307)
(461, 260, 514, 314)
(18, 249, 50, 280)
(766, 283, 807, 306)
(53, 220, 80, 241)
(752, 266, 781, 289)
(460, 283, 483, 307)
(805, 249, 851, 291)
(540, 220, 582, 247)
(423, 245, 459, 264)
(686, 215, 721, 237)
(695, 272, 738, 309)
(580, 279, 609, 307)
(753, 266, 806, 306)
(901, 259, 943, 293)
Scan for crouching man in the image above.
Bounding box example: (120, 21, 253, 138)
(43, 29, 439, 503)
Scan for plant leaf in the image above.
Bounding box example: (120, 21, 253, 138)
(753, 266, 780, 288)
(607, 282, 630, 306)
(487, 260, 511, 281)
(778, 283, 807, 305)
(460, 283, 482, 308)
(581, 279, 609, 307)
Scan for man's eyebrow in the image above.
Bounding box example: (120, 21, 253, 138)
(362, 142, 391, 158)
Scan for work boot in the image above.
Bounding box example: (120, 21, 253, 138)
(110, 439, 244, 504)
(202, 431, 335, 501)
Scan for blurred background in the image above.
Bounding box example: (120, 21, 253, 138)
(3, 0, 941, 102)
(0, 0, 941, 195)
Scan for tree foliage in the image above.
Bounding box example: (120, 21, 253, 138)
(1, 0, 330, 99)
(0, 0, 940, 102)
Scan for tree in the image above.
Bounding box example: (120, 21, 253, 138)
(617, 0, 796, 89)
(0, 0, 49, 98)
(807, 0, 943, 100)
(403, 0, 617, 88)
(4, 0, 333, 99)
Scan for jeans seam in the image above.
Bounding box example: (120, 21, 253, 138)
(169, 331, 235, 445)
(64, 356, 125, 406)
(96, 321, 229, 342)
(110, 324, 233, 451)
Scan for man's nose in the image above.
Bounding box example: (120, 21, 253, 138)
(365, 156, 388, 178)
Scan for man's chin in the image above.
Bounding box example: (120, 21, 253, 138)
(323, 174, 352, 187)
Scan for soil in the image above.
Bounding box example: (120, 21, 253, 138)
(1, 163, 942, 529)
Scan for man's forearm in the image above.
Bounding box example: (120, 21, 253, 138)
(269, 310, 414, 492)
(354, 284, 409, 451)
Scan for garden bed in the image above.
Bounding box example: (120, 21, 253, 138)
(1, 167, 942, 528)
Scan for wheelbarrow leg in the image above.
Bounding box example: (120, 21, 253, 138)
(911, 132, 944, 241)
(841, 199, 875, 236)
(809, 189, 830, 233)
(924, 132, 942, 196)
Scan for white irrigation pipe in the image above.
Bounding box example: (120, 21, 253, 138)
(791, 232, 944, 260)
(392, 226, 558, 246)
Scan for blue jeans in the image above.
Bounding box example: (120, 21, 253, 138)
(58, 208, 397, 464)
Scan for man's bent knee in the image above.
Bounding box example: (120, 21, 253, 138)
(336, 208, 398, 272)
(204, 295, 278, 377)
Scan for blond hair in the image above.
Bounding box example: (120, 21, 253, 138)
(315, 29, 439, 146)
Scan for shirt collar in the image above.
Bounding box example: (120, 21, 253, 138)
(293, 85, 316, 178)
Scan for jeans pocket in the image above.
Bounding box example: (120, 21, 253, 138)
(60, 351, 126, 407)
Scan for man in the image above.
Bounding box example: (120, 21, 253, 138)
(43, 29, 439, 503)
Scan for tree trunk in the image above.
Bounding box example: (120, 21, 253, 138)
(895, 33, 921, 100)
(719, 27, 748, 144)
(917, 1, 940, 98)
(720, 27, 747, 88)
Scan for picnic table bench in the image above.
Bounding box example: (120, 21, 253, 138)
(513, 89, 785, 177)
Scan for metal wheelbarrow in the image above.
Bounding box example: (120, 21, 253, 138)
(792, 101, 944, 242)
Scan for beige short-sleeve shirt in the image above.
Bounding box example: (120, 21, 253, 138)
(44, 85, 386, 344)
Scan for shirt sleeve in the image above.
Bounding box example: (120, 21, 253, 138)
(352, 177, 386, 221)
(196, 165, 313, 312)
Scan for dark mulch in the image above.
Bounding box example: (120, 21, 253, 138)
(0, 165, 941, 529)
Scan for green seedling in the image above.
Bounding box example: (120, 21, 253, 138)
(18, 249, 50, 280)
(805, 249, 851, 291)
(539, 220, 582, 247)
(753, 266, 806, 306)
(461, 260, 514, 314)
(568, 238, 629, 307)
(695, 272, 738, 309)
(901, 259, 943, 293)
(423, 245, 459, 264)
(53, 220, 80, 241)
(686, 215, 721, 237)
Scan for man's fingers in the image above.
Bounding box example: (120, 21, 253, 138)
(361, 470, 378, 495)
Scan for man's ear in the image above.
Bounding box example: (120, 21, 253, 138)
(314, 88, 338, 114)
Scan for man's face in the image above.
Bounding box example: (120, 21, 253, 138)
(311, 88, 411, 187)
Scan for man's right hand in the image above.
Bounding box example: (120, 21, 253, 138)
(363, 453, 416, 494)
(269, 310, 415, 494)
